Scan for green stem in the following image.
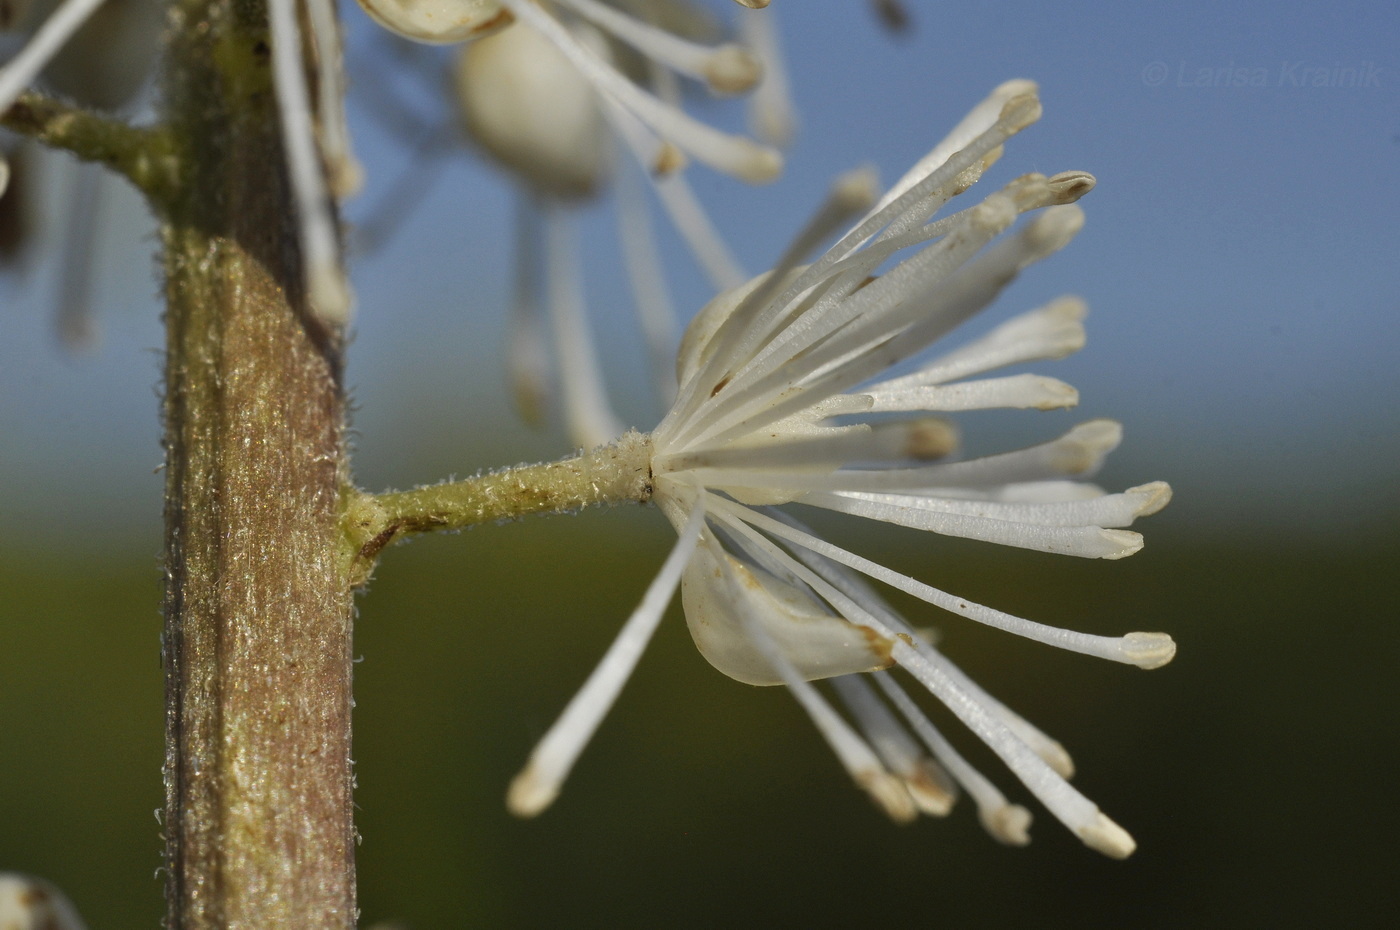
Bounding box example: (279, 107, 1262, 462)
(342, 431, 654, 585)
(1, 92, 179, 203)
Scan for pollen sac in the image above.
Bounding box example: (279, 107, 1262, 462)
(680, 541, 892, 686)
(455, 21, 609, 201)
(356, 0, 512, 45)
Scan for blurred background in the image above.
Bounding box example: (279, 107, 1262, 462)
(2, 0, 1397, 926)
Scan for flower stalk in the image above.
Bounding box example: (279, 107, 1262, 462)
(0, 91, 178, 201)
(342, 431, 654, 584)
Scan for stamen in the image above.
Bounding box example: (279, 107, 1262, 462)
(542, 204, 623, 449)
(0, 0, 108, 114)
(506, 197, 552, 426)
(268, 0, 352, 326)
(869, 296, 1087, 391)
(713, 547, 915, 823)
(869, 79, 1040, 216)
(552, 0, 762, 95)
(893, 640, 1136, 857)
(602, 95, 747, 291)
(798, 491, 1146, 559)
(656, 166, 879, 441)
(674, 191, 1046, 450)
(507, 498, 707, 817)
(784, 205, 1087, 418)
(827, 482, 1172, 528)
(831, 88, 1040, 260)
(865, 373, 1080, 412)
(718, 500, 1175, 669)
(832, 675, 958, 816)
(656, 415, 954, 475)
(305, 0, 362, 197)
(497, 0, 782, 183)
(686, 420, 1124, 492)
(708, 502, 1098, 789)
(752, 515, 1080, 777)
(55, 161, 101, 349)
(738, 6, 796, 145)
(683, 127, 1040, 441)
(614, 152, 679, 407)
(922, 648, 1076, 777)
(873, 671, 1033, 845)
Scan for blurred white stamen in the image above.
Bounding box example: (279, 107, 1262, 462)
(268, 0, 351, 326)
(497, 0, 782, 183)
(738, 6, 796, 145)
(615, 154, 679, 406)
(542, 204, 623, 449)
(305, 0, 363, 197)
(602, 95, 747, 291)
(553, 0, 762, 95)
(0, 0, 107, 113)
(506, 198, 553, 425)
(54, 160, 101, 349)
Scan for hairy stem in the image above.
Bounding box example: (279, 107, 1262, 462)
(1, 92, 179, 203)
(159, 0, 354, 925)
(342, 431, 654, 585)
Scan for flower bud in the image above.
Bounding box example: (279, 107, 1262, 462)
(455, 21, 609, 201)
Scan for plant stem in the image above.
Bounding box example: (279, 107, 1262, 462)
(342, 431, 654, 585)
(0, 92, 179, 203)
(159, 0, 355, 925)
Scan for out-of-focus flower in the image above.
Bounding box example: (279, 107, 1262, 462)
(447, 1, 787, 448)
(0, 0, 160, 346)
(0, 873, 88, 930)
(506, 81, 1174, 858)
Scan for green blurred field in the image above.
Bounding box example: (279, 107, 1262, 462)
(3, 505, 1397, 927)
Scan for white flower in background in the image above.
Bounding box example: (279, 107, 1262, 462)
(449, 1, 789, 448)
(507, 80, 1175, 858)
(0, 873, 87, 930)
(4, 0, 786, 344)
(0, 0, 360, 325)
(0, 0, 160, 346)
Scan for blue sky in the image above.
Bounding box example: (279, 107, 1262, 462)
(2, 0, 1397, 537)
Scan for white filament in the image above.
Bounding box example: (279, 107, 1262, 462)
(506, 498, 707, 817)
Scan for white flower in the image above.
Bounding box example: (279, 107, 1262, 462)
(447, 2, 789, 448)
(507, 80, 1174, 858)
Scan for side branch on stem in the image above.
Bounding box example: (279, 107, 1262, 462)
(1, 92, 178, 202)
(341, 430, 655, 584)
